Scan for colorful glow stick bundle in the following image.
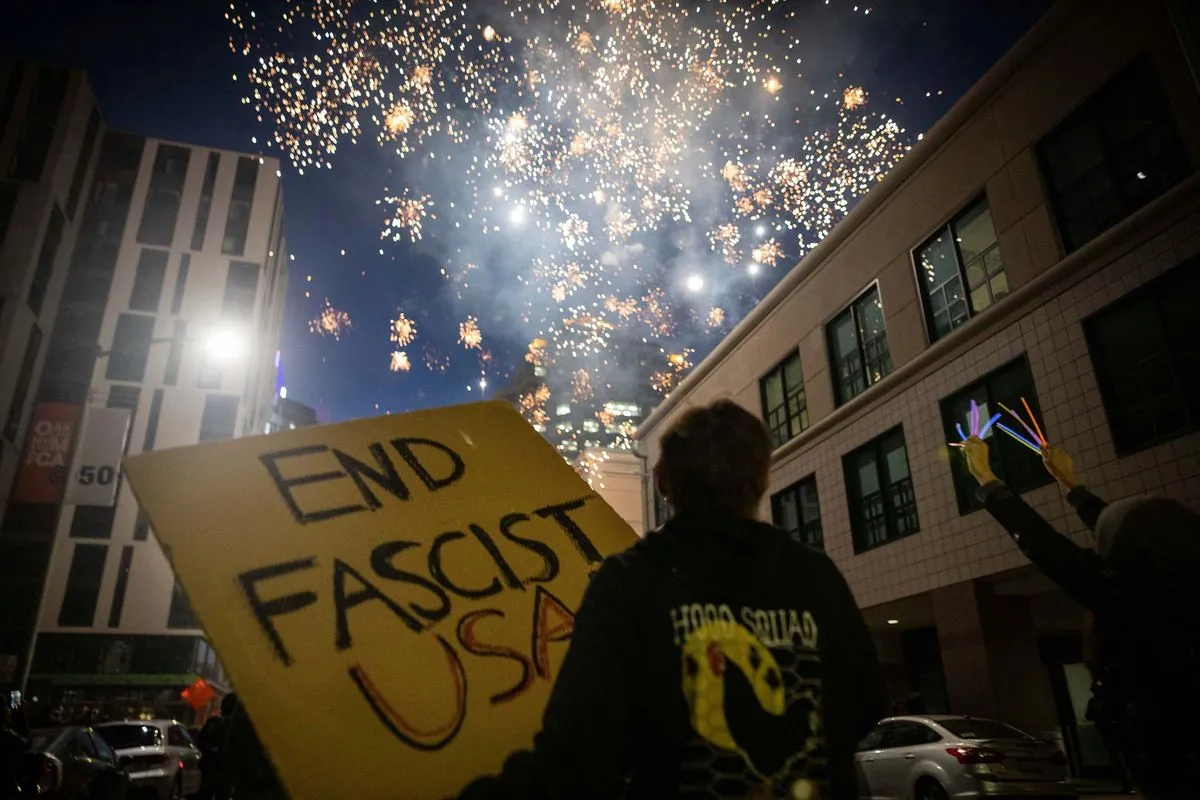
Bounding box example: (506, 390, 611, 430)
(954, 399, 1002, 444)
(995, 397, 1047, 454)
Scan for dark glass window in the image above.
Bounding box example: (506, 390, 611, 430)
(844, 427, 919, 553)
(167, 582, 201, 629)
(129, 249, 169, 312)
(199, 395, 239, 441)
(69, 506, 116, 540)
(58, 543, 108, 627)
(3, 324, 42, 442)
(133, 509, 151, 542)
(107, 546, 135, 627)
(136, 144, 190, 246)
(0, 61, 26, 136)
(222, 157, 259, 255)
(939, 357, 1051, 513)
(9, 65, 70, 181)
(164, 320, 187, 386)
(28, 204, 65, 315)
(222, 260, 260, 320)
(1085, 258, 1200, 454)
(170, 253, 190, 314)
(191, 152, 220, 251)
(1038, 58, 1191, 253)
(760, 351, 808, 448)
(0, 181, 18, 252)
(105, 313, 155, 382)
(770, 476, 823, 549)
(915, 197, 1009, 342)
(51, 304, 104, 344)
(143, 389, 164, 452)
(66, 106, 102, 219)
(107, 384, 140, 456)
(828, 285, 892, 406)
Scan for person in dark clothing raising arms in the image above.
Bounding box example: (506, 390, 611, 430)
(460, 399, 885, 800)
(956, 435, 1200, 800)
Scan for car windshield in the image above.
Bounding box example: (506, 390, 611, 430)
(938, 718, 1032, 740)
(96, 724, 162, 749)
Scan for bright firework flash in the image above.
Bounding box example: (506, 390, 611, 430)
(389, 350, 411, 372)
(309, 299, 352, 340)
(233, 0, 915, 469)
(390, 312, 417, 347)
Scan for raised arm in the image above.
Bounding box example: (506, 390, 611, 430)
(1042, 445, 1108, 532)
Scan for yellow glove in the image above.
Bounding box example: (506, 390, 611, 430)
(1042, 444, 1077, 489)
(954, 436, 997, 485)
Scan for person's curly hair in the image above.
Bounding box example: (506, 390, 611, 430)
(655, 399, 771, 518)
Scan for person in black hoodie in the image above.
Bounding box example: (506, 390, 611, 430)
(460, 399, 885, 799)
(956, 435, 1200, 800)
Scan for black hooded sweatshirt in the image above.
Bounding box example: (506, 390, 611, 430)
(460, 512, 886, 799)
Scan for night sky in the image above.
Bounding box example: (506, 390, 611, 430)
(4, 0, 1053, 424)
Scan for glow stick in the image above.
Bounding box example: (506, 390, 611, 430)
(998, 401, 1043, 449)
(997, 422, 1043, 454)
(956, 423, 967, 442)
(970, 400, 980, 437)
(1021, 397, 1047, 446)
(979, 413, 1002, 439)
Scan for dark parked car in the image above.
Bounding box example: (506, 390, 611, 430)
(22, 726, 130, 799)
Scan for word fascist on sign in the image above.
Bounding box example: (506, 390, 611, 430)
(121, 401, 636, 799)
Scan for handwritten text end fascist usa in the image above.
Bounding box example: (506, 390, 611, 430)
(238, 434, 605, 748)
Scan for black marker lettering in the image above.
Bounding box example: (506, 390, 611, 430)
(237, 558, 318, 666)
(468, 523, 524, 591)
(428, 531, 502, 599)
(333, 558, 423, 651)
(390, 437, 466, 491)
(498, 512, 559, 584)
(333, 443, 411, 509)
(534, 496, 603, 565)
(370, 540, 452, 623)
(259, 445, 365, 524)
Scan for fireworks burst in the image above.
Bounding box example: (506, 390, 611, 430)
(458, 315, 483, 349)
(843, 86, 867, 110)
(309, 299, 351, 340)
(390, 312, 417, 347)
(752, 239, 784, 267)
(389, 350, 411, 372)
(707, 307, 726, 329)
(379, 190, 433, 243)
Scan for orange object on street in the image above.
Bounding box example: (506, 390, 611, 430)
(182, 678, 215, 710)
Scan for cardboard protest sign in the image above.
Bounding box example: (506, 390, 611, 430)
(122, 400, 637, 799)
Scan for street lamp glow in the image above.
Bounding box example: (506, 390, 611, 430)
(204, 326, 247, 364)
(747, 263, 760, 276)
(686, 274, 704, 292)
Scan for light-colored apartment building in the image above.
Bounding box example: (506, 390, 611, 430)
(0, 80, 289, 718)
(636, 0, 1199, 780)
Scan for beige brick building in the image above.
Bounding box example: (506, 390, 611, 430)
(636, 0, 1200, 779)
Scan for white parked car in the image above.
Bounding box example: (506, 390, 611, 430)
(94, 719, 202, 800)
(855, 715, 1076, 800)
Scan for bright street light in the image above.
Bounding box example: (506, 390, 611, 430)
(686, 274, 704, 292)
(204, 326, 248, 364)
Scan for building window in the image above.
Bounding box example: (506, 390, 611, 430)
(939, 357, 1051, 513)
(66, 106, 102, 220)
(843, 427, 919, 553)
(197, 355, 222, 390)
(770, 476, 823, 549)
(222, 260, 260, 320)
(69, 506, 117, 539)
(107, 385, 141, 455)
(915, 197, 1009, 342)
(143, 389, 165, 452)
(760, 351, 807, 448)
(27, 204, 65, 315)
(129, 248, 169, 312)
(105, 313, 155, 382)
(1085, 258, 1200, 455)
(170, 253, 190, 314)
(136, 144, 190, 247)
(58, 543, 108, 627)
(133, 509, 151, 542)
(107, 546, 135, 627)
(1038, 58, 1190, 253)
(222, 157, 259, 255)
(164, 320, 187, 386)
(199, 395, 239, 441)
(191, 152, 220, 251)
(9, 65, 70, 182)
(3, 324, 42, 442)
(0, 61, 26, 135)
(167, 581, 201, 629)
(0, 181, 19, 252)
(653, 483, 672, 527)
(827, 285, 892, 406)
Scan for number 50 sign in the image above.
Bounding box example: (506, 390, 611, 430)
(65, 408, 132, 507)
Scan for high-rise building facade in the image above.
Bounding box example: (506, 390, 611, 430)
(0, 74, 287, 718)
(637, 0, 1198, 782)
